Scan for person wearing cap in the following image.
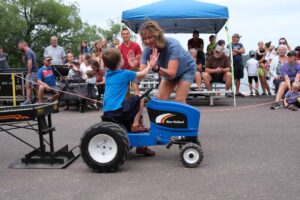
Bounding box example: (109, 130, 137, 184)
(246, 50, 259, 96)
(271, 50, 300, 109)
(187, 30, 204, 51)
(231, 33, 245, 97)
(202, 46, 232, 96)
(217, 40, 229, 57)
(0, 46, 10, 71)
(18, 40, 39, 105)
(36, 56, 60, 103)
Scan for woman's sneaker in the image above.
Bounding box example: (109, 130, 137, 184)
(270, 102, 281, 110)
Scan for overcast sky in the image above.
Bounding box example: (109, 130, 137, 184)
(74, 0, 300, 52)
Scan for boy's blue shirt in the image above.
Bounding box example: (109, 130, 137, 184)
(103, 69, 136, 112)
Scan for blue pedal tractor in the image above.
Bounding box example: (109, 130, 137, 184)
(80, 88, 203, 172)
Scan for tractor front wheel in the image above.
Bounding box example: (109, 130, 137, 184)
(179, 143, 203, 168)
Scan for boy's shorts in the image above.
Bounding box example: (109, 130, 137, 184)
(248, 76, 258, 84)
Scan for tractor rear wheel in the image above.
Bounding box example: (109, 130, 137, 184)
(80, 122, 129, 172)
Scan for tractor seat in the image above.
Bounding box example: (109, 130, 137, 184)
(101, 115, 131, 132)
(101, 115, 118, 123)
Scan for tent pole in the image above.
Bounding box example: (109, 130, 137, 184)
(225, 21, 237, 107)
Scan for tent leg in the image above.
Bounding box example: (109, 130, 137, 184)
(225, 21, 236, 107)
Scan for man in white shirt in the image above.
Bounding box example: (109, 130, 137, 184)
(246, 50, 259, 96)
(43, 36, 66, 65)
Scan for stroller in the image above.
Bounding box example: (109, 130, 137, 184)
(53, 65, 98, 113)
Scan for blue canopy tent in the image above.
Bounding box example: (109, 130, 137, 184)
(121, 0, 229, 34)
(122, 0, 236, 106)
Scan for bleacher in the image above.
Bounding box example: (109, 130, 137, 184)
(139, 73, 235, 106)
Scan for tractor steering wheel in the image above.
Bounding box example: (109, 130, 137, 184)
(140, 87, 154, 100)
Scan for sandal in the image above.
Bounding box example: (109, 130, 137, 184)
(136, 147, 156, 156)
(131, 125, 148, 132)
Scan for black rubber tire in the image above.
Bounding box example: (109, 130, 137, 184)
(80, 122, 129, 172)
(180, 143, 203, 168)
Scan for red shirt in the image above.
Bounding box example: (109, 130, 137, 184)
(94, 69, 105, 83)
(118, 41, 142, 70)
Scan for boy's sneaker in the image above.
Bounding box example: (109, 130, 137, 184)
(270, 102, 280, 110)
(250, 92, 253, 96)
(20, 101, 32, 106)
(255, 91, 260, 96)
(136, 147, 155, 156)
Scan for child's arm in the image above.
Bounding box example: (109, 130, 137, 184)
(136, 63, 150, 79)
(283, 97, 288, 108)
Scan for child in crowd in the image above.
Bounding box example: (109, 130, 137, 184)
(67, 59, 81, 80)
(91, 60, 105, 102)
(256, 41, 266, 63)
(86, 69, 98, 110)
(80, 54, 92, 80)
(284, 82, 300, 111)
(206, 35, 216, 57)
(258, 60, 271, 95)
(102, 47, 155, 156)
(246, 50, 259, 96)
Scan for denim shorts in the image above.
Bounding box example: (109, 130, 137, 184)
(162, 67, 196, 83)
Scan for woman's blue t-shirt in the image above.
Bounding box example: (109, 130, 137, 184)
(141, 37, 196, 79)
(103, 69, 136, 112)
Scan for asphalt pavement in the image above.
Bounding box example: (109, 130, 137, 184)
(0, 96, 299, 200)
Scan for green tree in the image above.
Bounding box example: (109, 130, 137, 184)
(0, 0, 83, 66)
(101, 19, 122, 42)
(0, 0, 124, 67)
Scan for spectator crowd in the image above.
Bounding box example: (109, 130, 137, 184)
(0, 25, 299, 112)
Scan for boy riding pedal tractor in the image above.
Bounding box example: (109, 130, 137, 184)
(101, 48, 155, 156)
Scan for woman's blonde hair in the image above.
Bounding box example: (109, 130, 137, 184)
(139, 20, 166, 49)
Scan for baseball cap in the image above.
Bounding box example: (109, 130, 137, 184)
(232, 33, 241, 38)
(249, 50, 256, 56)
(214, 45, 224, 53)
(217, 39, 225, 46)
(44, 55, 52, 61)
(287, 50, 296, 57)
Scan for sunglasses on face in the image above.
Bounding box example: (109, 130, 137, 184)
(279, 42, 286, 44)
